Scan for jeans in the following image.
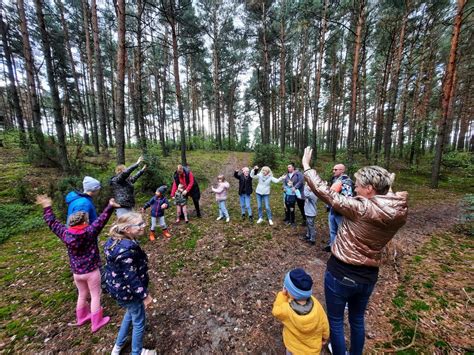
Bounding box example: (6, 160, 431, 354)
(218, 200, 229, 218)
(151, 216, 166, 230)
(328, 209, 343, 245)
(239, 194, 252, 216)
(306, 216, 316, 241)
(115, 300, 146, 355)
(324, 271, 375, 355)
(256, 193, 272, 220)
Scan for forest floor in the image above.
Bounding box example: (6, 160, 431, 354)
(0, 147, 472, 354)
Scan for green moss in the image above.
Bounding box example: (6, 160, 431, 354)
(0, 303, 19, 320)
(411, 300, 430, 312)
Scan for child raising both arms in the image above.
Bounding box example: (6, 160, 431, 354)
(36, 194, 120, 333)
(104, 212, 152, 355)
(141, 185, 170, 240)
(211, 174, 230, 222)
(272, 268, 329, 354)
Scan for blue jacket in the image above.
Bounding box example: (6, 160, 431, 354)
(65, 191, 98, 224)
(284, 170, 305, 198)
(143, 196, 169, 217)
(104, 238, 149, 303)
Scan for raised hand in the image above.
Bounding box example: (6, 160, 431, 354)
(302, 146, 313, 171)
(142, 164, 148, 171)
(109, 198, 121, 208)
(254, 165, 259, 170)
(137, 155, 144, 165)
(36, 194, 52, 208)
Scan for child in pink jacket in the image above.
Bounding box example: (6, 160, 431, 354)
(211, 174, 230, 222)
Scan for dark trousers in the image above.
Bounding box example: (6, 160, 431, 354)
(296, 198, 306, 222)
(284, 201, 296, 223)
(191, 194, 201, 217)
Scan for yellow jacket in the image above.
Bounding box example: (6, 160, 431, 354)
(272, 291, 329, 354)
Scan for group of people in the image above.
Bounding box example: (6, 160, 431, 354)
(36, 149, 408, 355)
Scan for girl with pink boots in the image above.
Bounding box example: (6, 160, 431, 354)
(36, 194, 120, 333)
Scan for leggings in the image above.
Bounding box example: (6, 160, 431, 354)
(73, 268, 102, 313)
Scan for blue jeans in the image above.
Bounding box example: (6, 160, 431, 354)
(218, 200, 229, 218)
(324, 271, 375, 355)
(115, 300, 146, 355)
(239, 194, 252, 216)
(328, 209, 343, 245)
(256, 193, 272, 220)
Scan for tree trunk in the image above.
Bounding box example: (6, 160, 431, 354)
(82, 0, 99, 154)
(91, 0, 108, 149)
(0, 12, 26, 147)
(261, 1, 271, 145)
(383, 3, 408, 168)
(279, 0, 286, 152)
(34, 0, 70, 171)
(17, 0, 45, 147)
(347, 0, 365, 167)
(115, 0, 126, 164)
(431, 0, 466, 188)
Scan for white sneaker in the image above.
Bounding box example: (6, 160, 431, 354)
(268, 219, 274, 226)
(257, 218, 263, 224)
(216, 216, 223, 221)
(226, 217, 230, 222)
(112, 344, 122, 355)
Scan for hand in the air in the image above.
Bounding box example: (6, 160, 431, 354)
(36, 195, 52, 208)
(109, 198, 121, 208)
(302, 146, 313, 171)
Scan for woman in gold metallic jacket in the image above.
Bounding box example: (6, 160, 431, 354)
(302, 147, 408, 355)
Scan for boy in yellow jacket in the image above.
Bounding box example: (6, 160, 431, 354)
(272, 268, 329, 354)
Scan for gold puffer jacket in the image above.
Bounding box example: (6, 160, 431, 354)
(304, 169, 408, 267)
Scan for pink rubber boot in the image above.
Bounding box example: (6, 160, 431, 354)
(91, 308, 110, 333)
(76, 306, 91, 326)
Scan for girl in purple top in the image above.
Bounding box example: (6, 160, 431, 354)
(36, 194, 120, 333)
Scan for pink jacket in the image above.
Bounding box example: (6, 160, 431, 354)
(212, 181, 230, 201)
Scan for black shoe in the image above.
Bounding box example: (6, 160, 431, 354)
(242, 214, 246, 220)
(323, 245, 331, 252)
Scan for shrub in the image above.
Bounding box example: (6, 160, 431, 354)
(252, 144, 280, 170)
(442, 151, 473, 169)
(139, 154, 168, 195)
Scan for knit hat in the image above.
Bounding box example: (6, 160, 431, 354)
(156, 185, 168, 194)
(283, 268, 313, 300)
(83, 176, 101, 192)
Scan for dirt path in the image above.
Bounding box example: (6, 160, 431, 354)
(29, 152, 462, 353)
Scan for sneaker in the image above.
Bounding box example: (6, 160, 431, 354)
(175, 218, 180, 223)
(216, 216, 223, 221)
(268, 219, 274, 226)
(226, 217, 230, 223)
(327, 342, 333, 354)
(162, 229, 171, 238)
(249, 216, 254, 223)
(257, 218, 263, 224)
(241, 214, 246, 220)
(185, 219, 189, 224)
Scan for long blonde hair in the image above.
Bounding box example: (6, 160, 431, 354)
(109, 212, 143, 239)
(261, 166, 272, 176)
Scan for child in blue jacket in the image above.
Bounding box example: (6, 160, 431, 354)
(104, 212, 151, 355)
(141, 185, 170, 240)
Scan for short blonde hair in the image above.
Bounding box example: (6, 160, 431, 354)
(109, 212, 143, 239)
(354, 166, 395, 195)
(261, 166, 272, 176)
(115, 165, 126, 174)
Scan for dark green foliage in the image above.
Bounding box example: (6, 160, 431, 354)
(0, 204, 44, 244)
(140, 152, 168, 195)
(252, 144, 281, 170)
(441, 151, 473, 170)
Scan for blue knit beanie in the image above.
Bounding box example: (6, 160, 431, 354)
(83, 176, 101, 192)
(283, 268, 313, 300)
(156, 185, 168, 194)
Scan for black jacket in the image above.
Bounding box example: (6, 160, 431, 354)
(233, 171, 253, 195)
(110, 163, 145, 208)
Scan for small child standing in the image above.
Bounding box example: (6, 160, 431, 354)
(141, 185, 170, 240)
(212, 174, 230, 222)
(303, 184, 318, 245)
(272, 268, 329, 354)
(104, 212, 152, 355)
(174, 183, 188, 223)
(36, 194, 119, 333)
(284, 180, 302, 227)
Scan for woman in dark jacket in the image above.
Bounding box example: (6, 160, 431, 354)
(302, 147, 408, 355)
(110, 155, 147, 216)
(234, 167, 253, 221)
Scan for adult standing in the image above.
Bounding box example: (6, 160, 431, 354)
(171, 164, 201, 218)
(110, 155, 147, 216)
(325, 163, 354, 252)
(65, 176, 101, 225)
(283, 163, 306, 225)
(302, 147, 408, 355)
(250, 165, 285, 226)
(234, 167, 253, 222)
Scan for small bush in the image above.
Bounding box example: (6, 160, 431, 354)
(252, 144, 280, 170)
(442, 151, 473, 169)
(139, 153, 168, 195)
